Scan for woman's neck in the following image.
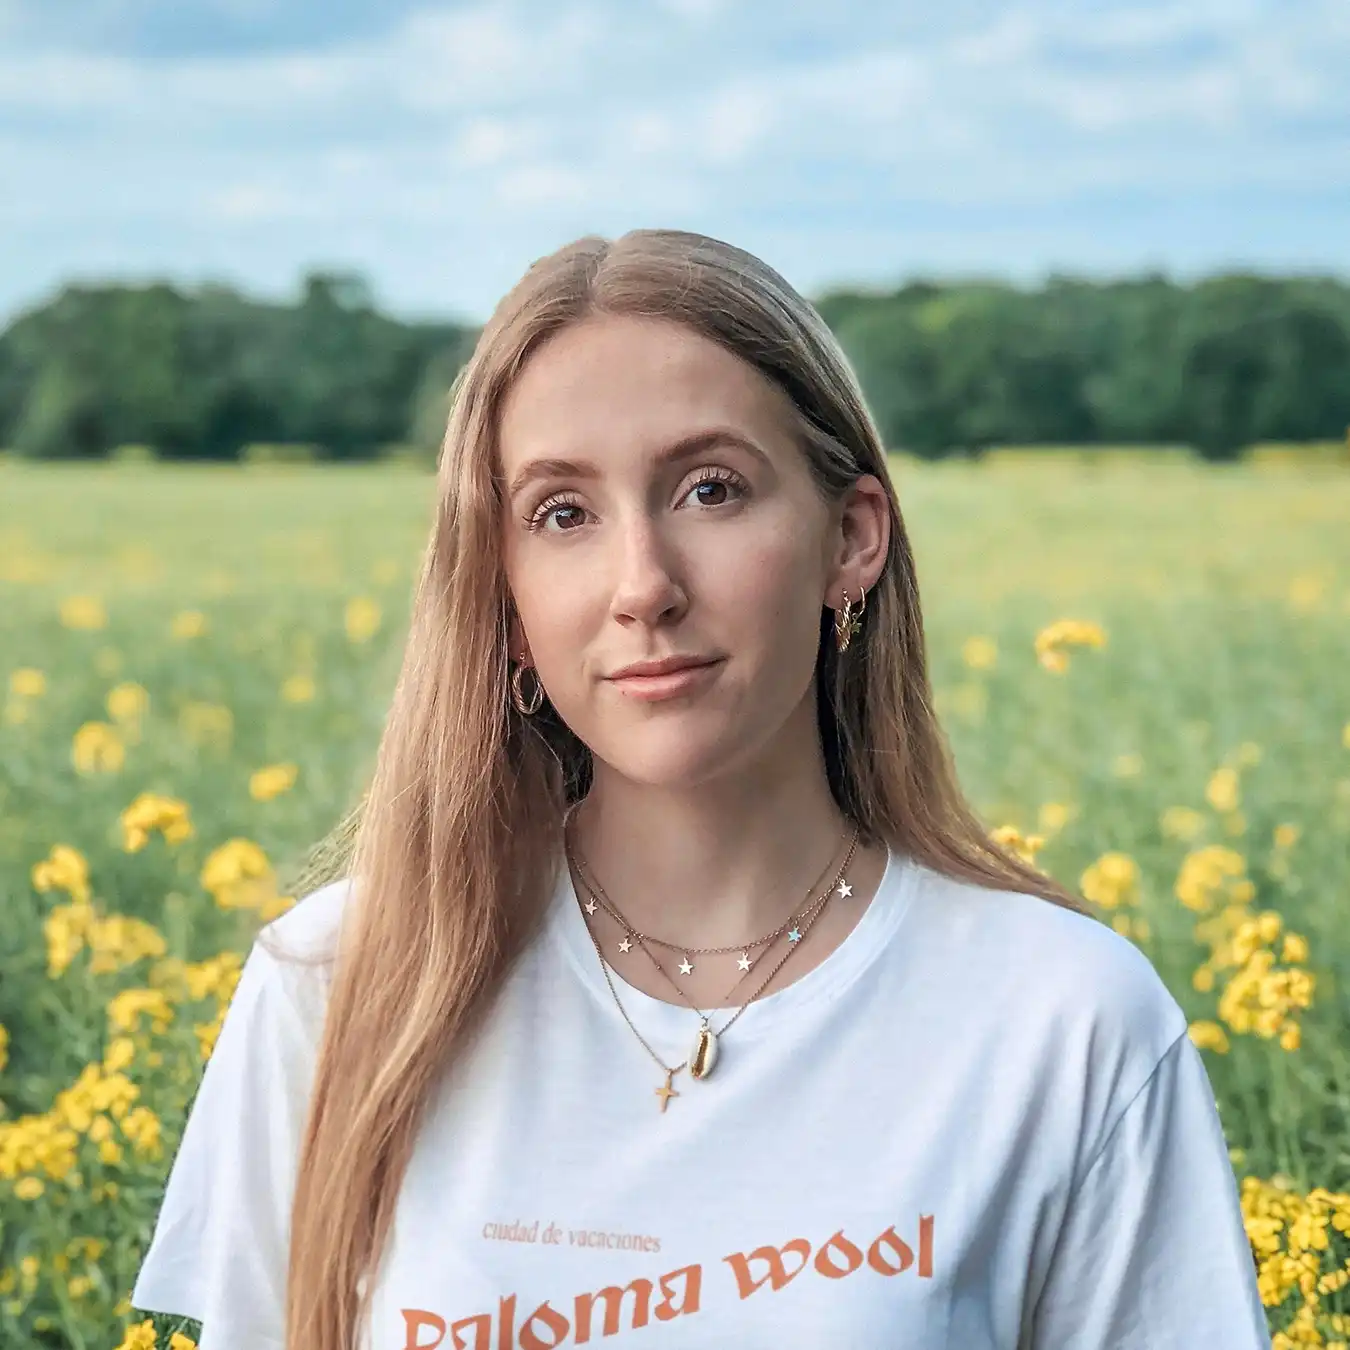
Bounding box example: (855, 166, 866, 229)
(567, 761, 866, 952)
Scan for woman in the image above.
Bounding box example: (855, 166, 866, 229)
(130, 229, 1269, 1349)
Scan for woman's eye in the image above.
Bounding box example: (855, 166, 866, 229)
(681, 472, 744, 508)
(527, 472, 745, 532)
(529, 499, 585, 532)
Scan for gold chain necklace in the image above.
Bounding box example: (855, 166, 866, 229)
(571, 840, 845, 1026)
(570, 831, 858, 965)
(563, 822, 861, 1112)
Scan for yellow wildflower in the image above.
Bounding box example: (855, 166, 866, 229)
(1080, 852, 1141, 910)
(1174, 845, 1249, 913)
(1188, 1020, 1230, 1054)
(990, 824, 1045, 867)
(44, 900, 97, 976)
(344, 596, 382, 643)
(1160, 805, 1205, 842)
(59, 595, 106, 630)
(32, 844, 92, 904)
(249, 762, 299, 802)
(1273, 823, 1301, 850)
(200, 838, 276, 910)
(1256, 910, 1283, 945)
(113, 1318, 158, 1350)
(8, 667, 45, 698)
(106, 681, 150, 726)
(104, 1037, 137, 1073)
(961, 635, 998, 670)
(171, 609, 207, 640)
(1218, 951, 1315, 1044)
(1037, 801, 1074, 834)
(120, 792, 193, 852)
(1033, 618, 1107, 673)
(107, 988, 174, 1035)
(72, 721, 125, 775)
(260, 892, 296, 922)
(1205, 765, 1240, 814)
(281, 673, 316, 703)
(1282, 933, 1310, 964)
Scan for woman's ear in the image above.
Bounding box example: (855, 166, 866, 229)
(828, 472, 891, 601)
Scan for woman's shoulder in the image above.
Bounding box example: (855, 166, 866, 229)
(240, 875, 358, 1035)
(259, 874, 356, 961)
(901, 856, 1190, 1071)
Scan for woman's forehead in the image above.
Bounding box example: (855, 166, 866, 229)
(497, 317, 786, 469)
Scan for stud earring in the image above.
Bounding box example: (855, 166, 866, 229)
(834, 587, 866, 654)
(510, 662, 544, 715)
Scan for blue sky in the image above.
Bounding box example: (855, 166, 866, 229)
(1, 0, 1347, 327)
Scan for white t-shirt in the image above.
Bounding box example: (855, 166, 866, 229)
(131, 845, 1270, 1348)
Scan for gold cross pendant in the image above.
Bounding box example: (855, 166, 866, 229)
(655, 1068, 680, 1112)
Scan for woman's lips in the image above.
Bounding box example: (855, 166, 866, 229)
(606, 659, 724, 701)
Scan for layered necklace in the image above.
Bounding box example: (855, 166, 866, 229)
(562, 812, 862, 1112)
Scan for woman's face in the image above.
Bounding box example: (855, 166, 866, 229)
(498, 311, 887, 789)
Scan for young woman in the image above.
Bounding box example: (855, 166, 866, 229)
(131, 230, 1269, 1349)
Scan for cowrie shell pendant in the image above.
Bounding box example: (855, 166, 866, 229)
(690, 1019, 719, 1080)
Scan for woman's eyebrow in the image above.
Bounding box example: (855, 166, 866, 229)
(505, 427, 766, 502)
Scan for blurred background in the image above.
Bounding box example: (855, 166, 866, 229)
(2, 4, 1349, 1348)
(2, 0, 1349, 462)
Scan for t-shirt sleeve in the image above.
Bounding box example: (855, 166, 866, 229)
(130, 933, 324, 1348)
(1026, 1029, 1269, 1348)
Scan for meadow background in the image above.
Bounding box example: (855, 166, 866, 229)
(4, 2, 1350, 1343)
(0, 446, 1347, 1346)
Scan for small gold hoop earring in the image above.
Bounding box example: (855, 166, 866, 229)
(510, 662, 544, 715)
(834, 587, 866, 654)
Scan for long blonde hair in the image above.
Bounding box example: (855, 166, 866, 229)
(269, 228, 1090, 1348)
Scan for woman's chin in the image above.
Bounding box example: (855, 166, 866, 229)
(589, 724, 747, 790)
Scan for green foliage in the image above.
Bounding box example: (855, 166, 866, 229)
(2, 269, 1349, 462)
(827, 273, 1350, 459)
(0, 271, 478, 463)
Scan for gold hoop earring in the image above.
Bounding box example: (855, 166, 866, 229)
(510, 662, 544, 715)
(834, 587, 866, 654)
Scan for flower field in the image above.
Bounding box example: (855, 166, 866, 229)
(0, 453, 1347, 1348)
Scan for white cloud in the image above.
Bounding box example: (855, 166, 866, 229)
(210, 182, 302, 223)
(699, 85, 779, 165)
(453, 116, 543, 169)
(653, 0, 725, 21)
(495, 164, 591, 206)
(614, 110, 680, 156)
(0, 0, 1347, 323)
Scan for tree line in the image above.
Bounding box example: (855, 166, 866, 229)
(1, 267, 1347, 463)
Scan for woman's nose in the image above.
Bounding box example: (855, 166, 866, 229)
(608, 514, 688, 625)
